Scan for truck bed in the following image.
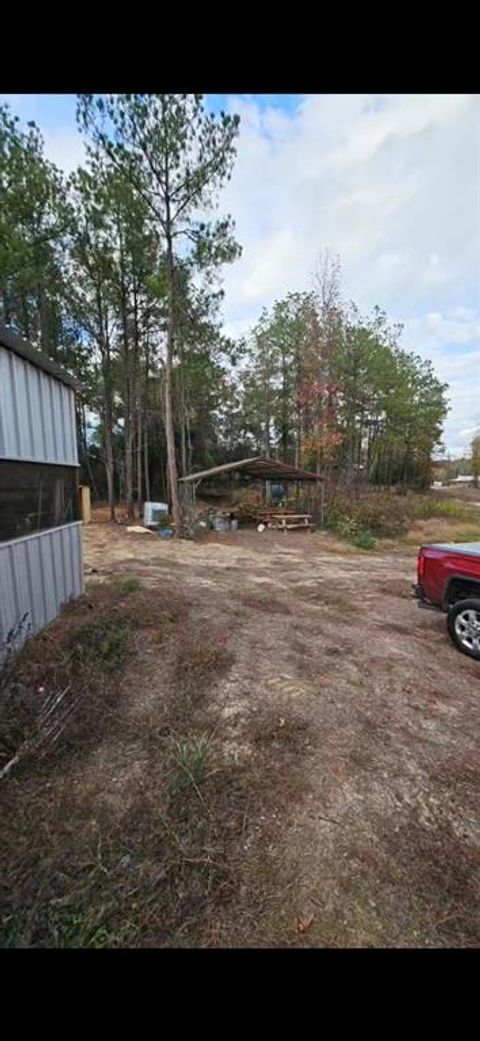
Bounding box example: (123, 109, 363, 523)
(423, 542, 480, 557)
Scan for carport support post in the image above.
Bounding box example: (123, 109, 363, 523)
(192, 479, 201, 520)
(317, 479, 324, 530)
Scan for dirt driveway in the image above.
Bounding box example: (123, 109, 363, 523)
(81, 522, 480, 947)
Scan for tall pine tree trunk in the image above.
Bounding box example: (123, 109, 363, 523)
(21, 295, 30, 340)
(98, 294, 115, 522)
(136, 408, 143, 512)
(81, 404, 100, 502)
(180, 417, 187, 478)
(125, 418, 134, 521)
(143, 347, 151, 503)
(144, 418, 151, 503)
(2, 285, 11, 325)
(281, 350, 289, 462)
(186, 406, 193, 474)
(165, 223, 182, 535)
(132, 278, 141, 518)
(118, 225, 135, 522)
(103, 400, 115, 521)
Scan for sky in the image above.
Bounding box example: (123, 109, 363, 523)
(2, 92, 479, 457)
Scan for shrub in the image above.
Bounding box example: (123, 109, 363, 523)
(327, 489, 412, 538)
(353, 531, 377, 550)
(334, 516, 360, 540)
(326, 487, 479, 542)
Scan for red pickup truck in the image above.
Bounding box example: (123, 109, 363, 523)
(413, 542, 480, 659)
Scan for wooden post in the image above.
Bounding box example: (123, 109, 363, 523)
(79, 485, 91, 524)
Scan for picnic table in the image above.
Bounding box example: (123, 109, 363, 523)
(257, 511, 315, 532)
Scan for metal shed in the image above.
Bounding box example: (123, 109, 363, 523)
(0, 325, 84, 655)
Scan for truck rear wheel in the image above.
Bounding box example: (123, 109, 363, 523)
(447, 598, 480, 660)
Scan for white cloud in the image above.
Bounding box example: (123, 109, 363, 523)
(404, 310, 480, 352)
(322, 93, 472, 172)
(459, 426, 479, 440)
(219, 93, 479, 454)
(231, 229, 307, 305)
(43, 128, 85, 174)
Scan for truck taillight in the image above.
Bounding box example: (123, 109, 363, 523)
(418, 551, 425, 579)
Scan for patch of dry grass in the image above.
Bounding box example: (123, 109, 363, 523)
(3, 539, 478, 950)
(375, 579, 413, 599)
(293, 582, 350, 610)
(240, 593, 292, 615)
(0, 577, 307, 949)
(250, 712, 311, 755)
(0, 577, 187, 779)
(378, 810, 480, 947)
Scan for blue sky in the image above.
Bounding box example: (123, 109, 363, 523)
(2, 93, 478, 456)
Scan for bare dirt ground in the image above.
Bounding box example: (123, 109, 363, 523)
(81, 520, 480, 947)
(2, 518, 479, 948)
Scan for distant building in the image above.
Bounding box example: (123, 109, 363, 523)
(449, 475, 475, 485)
(0, 325, 84, 656)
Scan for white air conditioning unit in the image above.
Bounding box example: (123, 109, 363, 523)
(144, 502, 169, 527)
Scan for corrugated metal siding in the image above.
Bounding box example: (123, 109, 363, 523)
(0, 345, 78, 465)
(0, 522, 84, 654)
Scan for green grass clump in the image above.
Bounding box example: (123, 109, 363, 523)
(353, 531, 377, 550)
(118, 576, 142, 594)
(172, 735, 210, 792)
(75, 614, 132, 672)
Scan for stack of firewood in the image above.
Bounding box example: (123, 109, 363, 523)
(230, 487, 264, 516)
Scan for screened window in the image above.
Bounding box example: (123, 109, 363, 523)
(0, 462, 80, 542)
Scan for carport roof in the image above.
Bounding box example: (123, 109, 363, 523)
(179, 456, 325, 484)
